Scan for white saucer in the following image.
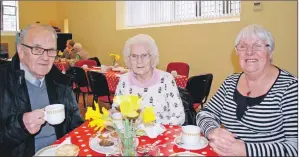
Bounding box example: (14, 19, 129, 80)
(35, 144, 79, 156)
(174, 136, 208, 150)
(169, 151, 204, 156)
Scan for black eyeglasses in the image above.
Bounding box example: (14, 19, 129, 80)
(21, 43, 58, 57)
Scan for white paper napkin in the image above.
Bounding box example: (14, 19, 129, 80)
(139, 123, 166, 138)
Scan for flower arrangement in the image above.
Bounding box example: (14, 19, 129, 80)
(57, 50, 63, 57)
(109, 53, 120, 66)
(85, 95, 156, 156)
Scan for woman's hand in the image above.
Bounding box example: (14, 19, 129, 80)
(208, 128, 246, 156)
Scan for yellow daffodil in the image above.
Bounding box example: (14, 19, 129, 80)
(85, 101, 111, 131)
(114, 95, 142, 118)
(85, 101, 101, 120)
(110, 54, 121, 62)
(115, 55, 120, 61)
(58, 51, 63, 56)
(89, 119, 106, 131)
(142, 106, 156, 124)
(101, 107, 110, 121)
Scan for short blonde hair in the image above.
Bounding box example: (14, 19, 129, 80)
(123, 34, 159, 68)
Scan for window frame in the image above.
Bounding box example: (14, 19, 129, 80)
(122, 1, 240, 30)
(1, 1, 19, 35)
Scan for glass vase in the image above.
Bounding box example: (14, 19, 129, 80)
(118, 136, 137, 156)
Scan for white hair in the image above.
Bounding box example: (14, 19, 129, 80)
(18, 24, 57, 45)
(235, 24, 275, 53)
(123, 34, 159, 68)
(73, 43, 82, 51)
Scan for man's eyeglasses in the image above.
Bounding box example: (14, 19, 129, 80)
(235, 43, 269, 53)
(21, 43, 58, 57)
(129, 53, 151, 61)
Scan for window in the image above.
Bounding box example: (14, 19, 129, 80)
(125, 1, 240, 28)
(1, 1, 18, 31)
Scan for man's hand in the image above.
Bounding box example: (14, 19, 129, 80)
(23, 109, 46, 134)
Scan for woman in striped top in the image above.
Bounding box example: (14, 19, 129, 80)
(196, 24, 297, 156)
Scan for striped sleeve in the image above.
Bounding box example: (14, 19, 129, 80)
(196, 78, 229, 138)
(245, 80, 298, 157)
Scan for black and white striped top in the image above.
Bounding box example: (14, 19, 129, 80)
(196, 69, 298, 156)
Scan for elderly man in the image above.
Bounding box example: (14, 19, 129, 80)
(0, 24, 83, 156)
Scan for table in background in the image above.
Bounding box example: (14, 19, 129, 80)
(53, 121, 218, 156)
(54, 61, 70, 71)
(87, 68, 188, 93)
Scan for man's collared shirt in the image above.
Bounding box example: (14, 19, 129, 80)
(20, 62, 45, 87)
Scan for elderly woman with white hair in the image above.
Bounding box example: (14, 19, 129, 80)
(72, 43, 89, 60)
(196, 24, 297, 156)
(111, 34, 185, 125)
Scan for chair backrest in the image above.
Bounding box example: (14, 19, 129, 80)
(178, 87, 197, 126)
(166, 62, 190, 77)
(186, 73, 213, 104)
(88, 57, 101, 66)
(74, 60, 97, 68)
(71, 67, 90, 88)
(87, 71, 111, 101)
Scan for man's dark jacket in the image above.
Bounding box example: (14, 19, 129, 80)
(0, 53, 84, 157)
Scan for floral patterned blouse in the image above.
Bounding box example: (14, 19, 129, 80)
(112, 70, 185, 125)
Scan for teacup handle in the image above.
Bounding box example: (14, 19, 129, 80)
(43, 111, 48, 121)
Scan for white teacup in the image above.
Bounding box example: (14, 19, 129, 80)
(101, 65, 108, 72)
(181, 125, 201, 146)
(43, 104, 65, 125)
(112, 112, 124, 130)
(171, 70, 178, 77)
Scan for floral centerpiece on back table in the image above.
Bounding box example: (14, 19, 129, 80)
(85, 95, 156, 156)
(109, 53, 120, 67)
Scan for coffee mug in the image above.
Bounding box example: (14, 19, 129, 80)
(181, 125, 201, 146)
(43, 104, 65, 125)
(112, 112, 124, 130)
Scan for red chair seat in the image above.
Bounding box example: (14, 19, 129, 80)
(98, 96, 114, 103)
(80, 86, 92, 93)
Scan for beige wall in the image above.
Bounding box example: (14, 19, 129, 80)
(1, 1, 297, 98)
(1, 1, 58, 57)
(57, 1, 297, 96)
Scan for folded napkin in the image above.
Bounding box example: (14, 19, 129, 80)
(138, 123, 166, 138)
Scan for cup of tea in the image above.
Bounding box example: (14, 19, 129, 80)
(181, 125, 201, 146)
(43, 104, 65, 125)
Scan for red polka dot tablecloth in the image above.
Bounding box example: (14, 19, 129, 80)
(86, 68, 188, 93)
(53, 121, 218, 156)
(54, 61, 70, 72)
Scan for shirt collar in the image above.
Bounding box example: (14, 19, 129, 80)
(20, 62, 45, 87)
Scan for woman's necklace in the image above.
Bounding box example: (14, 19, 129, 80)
(244, 75, 264, 97)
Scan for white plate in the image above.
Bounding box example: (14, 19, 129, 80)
(35, 144, 79, 156)
(169, 151, 204, 156)
(89, 132, 139, 155)
(174, 136, 208, 150)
